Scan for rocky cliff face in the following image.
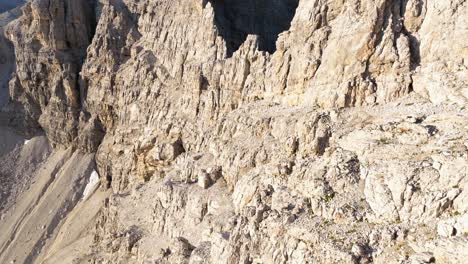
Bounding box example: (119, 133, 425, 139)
(0, 0, 467, 263)
(5, 0, 97, 145)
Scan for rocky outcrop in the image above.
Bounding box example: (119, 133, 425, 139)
(86, 94, 467, 264)
(4, 0, 97, 145)
(4, 0, 466, 147)
(73, 0, 463, 187)
(0, 0, 466, 263)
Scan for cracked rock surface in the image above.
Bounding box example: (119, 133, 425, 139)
(0, 0, 467, 263)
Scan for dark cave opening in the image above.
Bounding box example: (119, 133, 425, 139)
(208, 0, 300, 57)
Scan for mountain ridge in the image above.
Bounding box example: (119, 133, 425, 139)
(0, 0, 467, 263)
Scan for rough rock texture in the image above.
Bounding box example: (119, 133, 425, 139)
(0, 0, 467, 263)
(5, 0, 97, 143)
(87, 95, 467, 264)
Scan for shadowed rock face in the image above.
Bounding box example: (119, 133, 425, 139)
(209, 0, 299, 56)
(0, 0, 25, 109)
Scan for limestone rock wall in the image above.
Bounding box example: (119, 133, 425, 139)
(5, 0, 96, 145)
(6, 0, 467, 149)
(0, 0, 467, 263)
(76, 0, 467, 198)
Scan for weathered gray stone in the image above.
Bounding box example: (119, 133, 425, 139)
(0, 0, 466, 263)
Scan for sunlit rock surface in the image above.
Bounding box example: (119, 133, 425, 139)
(0, 0, 467, 263)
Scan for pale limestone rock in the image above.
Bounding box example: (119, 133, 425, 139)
(437, 220, 456, 237)
(409, 252, 435, 264)
(0, 0, 466, 263)
(4, 0, 96, 146)
(198, 170, 212, 189)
